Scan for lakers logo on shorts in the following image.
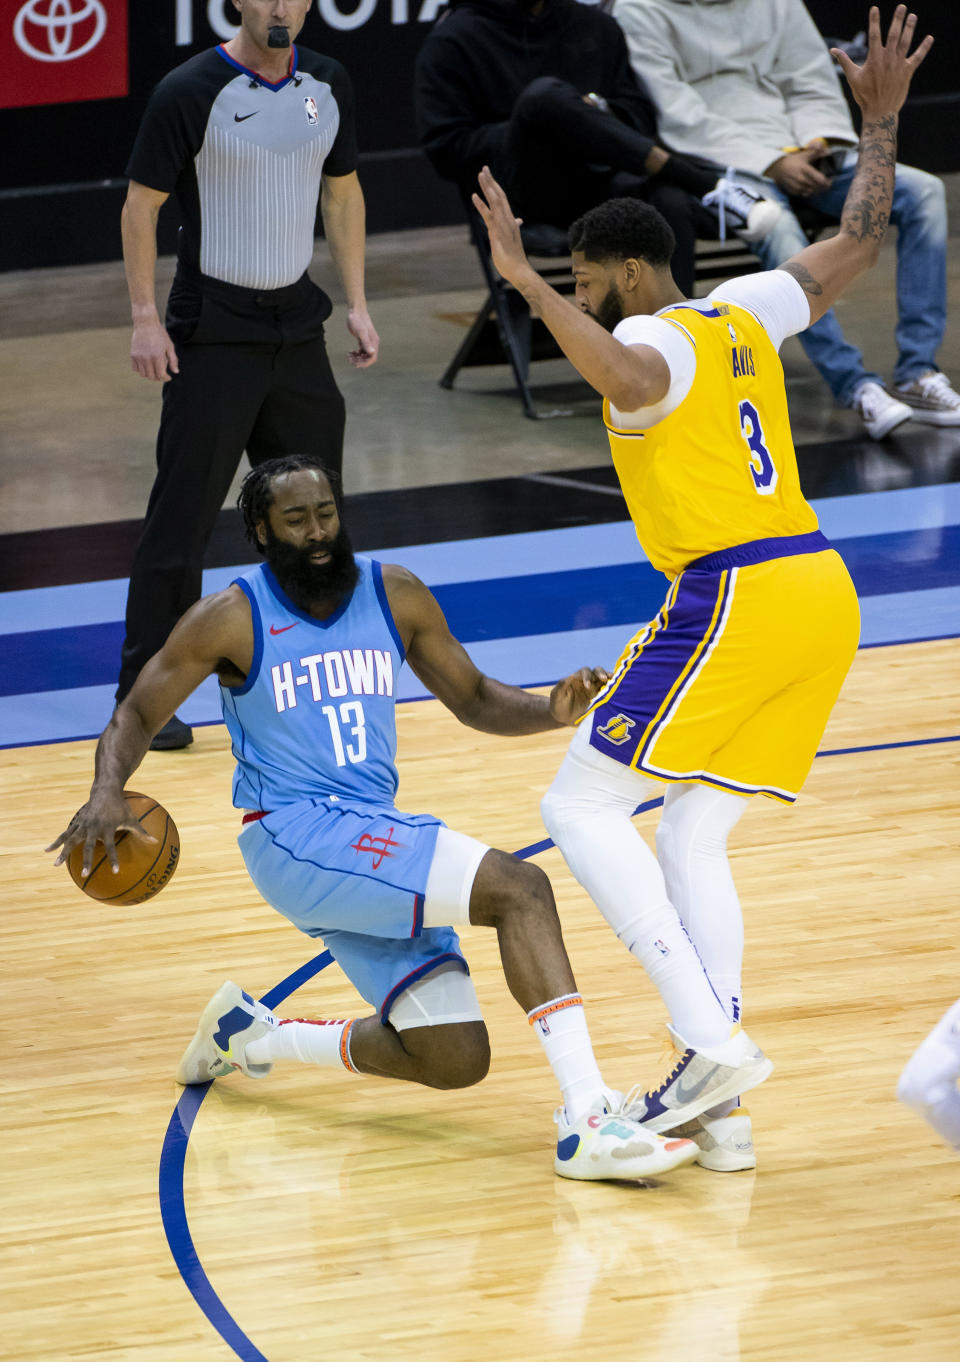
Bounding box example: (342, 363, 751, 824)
(596, 713, 636, 746)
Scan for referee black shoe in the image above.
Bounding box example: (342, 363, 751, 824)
(150, 714, 194, 750)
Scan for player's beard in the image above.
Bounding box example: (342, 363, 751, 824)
(591, 283, 625, 333)
(263, 522, 360, 608)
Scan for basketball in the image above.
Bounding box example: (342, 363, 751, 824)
(67, 791, 180, 906)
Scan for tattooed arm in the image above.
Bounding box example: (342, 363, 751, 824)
(778, 5, 932, 327)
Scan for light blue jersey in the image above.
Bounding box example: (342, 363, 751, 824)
(222, 557, 405, 809)
(222, 557, 462, 1021)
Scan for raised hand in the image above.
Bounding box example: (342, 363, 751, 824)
(830, 5, 932, 117)
(472, 166, 534, 289)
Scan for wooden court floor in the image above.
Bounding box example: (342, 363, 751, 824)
(3, 638, 959, 1362)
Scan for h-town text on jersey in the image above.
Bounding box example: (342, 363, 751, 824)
(271, 649, 394, 713)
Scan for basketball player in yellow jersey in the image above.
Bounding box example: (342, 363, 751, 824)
(474, 7, 933, 1168)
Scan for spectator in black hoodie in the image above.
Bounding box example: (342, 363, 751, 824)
(414, 0, 780, 293)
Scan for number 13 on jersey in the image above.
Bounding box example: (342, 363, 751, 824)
(739, 399, 778, 495)
(322, 701, 367, 766)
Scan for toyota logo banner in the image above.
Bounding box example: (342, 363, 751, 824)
(3, 0, 128, 109)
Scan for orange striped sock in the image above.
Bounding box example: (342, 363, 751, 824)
(246, 1017, 360, 1071)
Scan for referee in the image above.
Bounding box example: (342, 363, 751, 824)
(117, 0, 379, 749)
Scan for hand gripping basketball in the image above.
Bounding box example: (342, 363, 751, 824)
(50, 791, 180, 906)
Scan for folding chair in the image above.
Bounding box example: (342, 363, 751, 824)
(439, 209, 579, 420)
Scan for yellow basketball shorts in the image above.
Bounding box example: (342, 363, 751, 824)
(580, 532, 861, 802)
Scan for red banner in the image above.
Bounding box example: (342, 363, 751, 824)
(2, 0, 128, 110)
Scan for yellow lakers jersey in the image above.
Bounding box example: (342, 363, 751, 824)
(604, 300, 819, 577)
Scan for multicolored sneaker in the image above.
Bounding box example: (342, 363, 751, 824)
(175, 980, 279, 1085)
(554, 1099, 698, 1181)
(620, 1025, 772, 1133)
(668, 1107, 757, 1172)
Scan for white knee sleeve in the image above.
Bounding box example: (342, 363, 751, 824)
(541, 736, 666, 926)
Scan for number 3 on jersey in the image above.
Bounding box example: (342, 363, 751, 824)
(739, 399, 778, 495)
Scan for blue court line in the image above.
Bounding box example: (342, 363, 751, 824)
(157, 727, 959, 1361)
(5, 525, 960, 700)
(158, 950, 334, 1362)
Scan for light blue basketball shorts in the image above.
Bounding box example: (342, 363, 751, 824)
(238, 795, 468, 1022)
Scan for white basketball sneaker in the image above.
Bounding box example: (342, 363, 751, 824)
(669, 1107, 757, 1172)
(176, 980, 279, 1085)
(554, 1097, 698, 1181)
(620, 1024, 773, 1133)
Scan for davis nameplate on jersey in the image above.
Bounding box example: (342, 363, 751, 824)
(597, 713, 636, 746)
(304, 95, 319, 124)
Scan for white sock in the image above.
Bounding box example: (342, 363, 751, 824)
(528, 995, 606, 1123)
(245, 1017, 360, 1072)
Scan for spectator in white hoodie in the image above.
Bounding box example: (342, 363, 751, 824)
(612, 0, 959, 439)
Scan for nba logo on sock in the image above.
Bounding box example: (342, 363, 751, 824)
(304, 96, 319, 124)
(654, 939, 670, 956)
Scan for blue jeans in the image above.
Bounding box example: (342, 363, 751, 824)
(740, 153, 947, 407)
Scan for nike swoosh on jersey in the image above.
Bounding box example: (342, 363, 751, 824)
(269, 623, 297, 634)
(234, 112, 259, 122)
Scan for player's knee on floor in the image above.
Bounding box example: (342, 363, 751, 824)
(388, 962, 487, 1088)
(399, 1020, 491, 1090)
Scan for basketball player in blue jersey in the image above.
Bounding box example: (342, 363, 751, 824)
(473, 7, 933, 1169)
(49, 454, 701, 1183)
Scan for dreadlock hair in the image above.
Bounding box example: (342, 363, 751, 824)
(237, 454, 344, 554)
(568, 197, 676, 271)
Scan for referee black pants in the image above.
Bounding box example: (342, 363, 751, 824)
(116, 270, 346, 700)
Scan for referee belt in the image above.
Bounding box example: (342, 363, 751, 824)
(180, 265, 316, 310)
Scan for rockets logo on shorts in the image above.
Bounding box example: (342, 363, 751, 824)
(304, 96, 319, 125)
(351, 827, 402, 869)
(596, 713, 636, 746)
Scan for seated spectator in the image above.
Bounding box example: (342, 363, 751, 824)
(413, 0, 780, 297)
(611, 0, 960, 438)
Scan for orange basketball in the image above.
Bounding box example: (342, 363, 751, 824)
(67, 791, 180, 905)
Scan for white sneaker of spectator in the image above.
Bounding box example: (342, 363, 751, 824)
(701, 169, 781, 243)
(852, 381, 912, 440)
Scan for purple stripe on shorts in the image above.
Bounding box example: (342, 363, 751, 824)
(589, 571, 729, 766)
(636, 570, 734, 767)
(686, 530, 830, 573)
